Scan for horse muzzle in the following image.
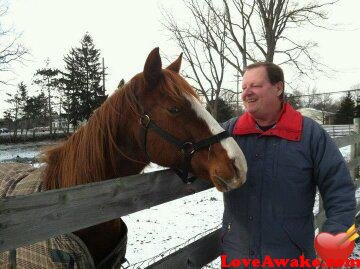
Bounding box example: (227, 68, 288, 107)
(209, 155, 247, 192)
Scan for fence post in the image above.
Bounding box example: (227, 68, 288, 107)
(318, 195, 325, 233)
(9, 249, 16, 269)
(351, 118, 360, 179)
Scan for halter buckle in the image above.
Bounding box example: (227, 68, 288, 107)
(183, 175, 196, 184)
(140, 114, 151, 128)
(181, 142, 195, 155)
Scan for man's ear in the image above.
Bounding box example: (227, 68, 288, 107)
(276, 81, 284, 96)
(166, 53, 183, 73)
(143, 47, 162, 88)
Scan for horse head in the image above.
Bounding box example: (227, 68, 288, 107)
(129, 48, 247, 192)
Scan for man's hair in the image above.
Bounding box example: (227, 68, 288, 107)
(244, 62, 285, 101)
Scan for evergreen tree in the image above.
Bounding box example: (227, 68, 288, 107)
(206, 98, 235, 122)
(4, 82, 28, 137)
(335, 92, 355, 124)
(17, 82, 29, 135)
(23, 92, 48, 137)
(3, 110, 13, 129)
(285, 90, 302, 109)
(118, 79, 125, 89)
(62, 61, 82, 128)
(63, 33, 106, 128)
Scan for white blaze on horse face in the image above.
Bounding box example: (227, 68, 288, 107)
(183, 94, 247, 184)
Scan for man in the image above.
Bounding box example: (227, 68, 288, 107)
(221, 62, 356, 268)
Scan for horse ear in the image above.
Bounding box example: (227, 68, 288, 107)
(143, 47, 162, 88)
(166, 53, 183, 73)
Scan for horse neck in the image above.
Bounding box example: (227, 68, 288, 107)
(43, 90, 148, 190)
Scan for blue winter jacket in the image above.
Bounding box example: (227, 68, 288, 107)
(221, 104, 356, 268)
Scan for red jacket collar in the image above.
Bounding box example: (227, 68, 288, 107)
(233, 103, 303, 141)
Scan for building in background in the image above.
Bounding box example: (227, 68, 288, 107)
(297, 107, 335, 125)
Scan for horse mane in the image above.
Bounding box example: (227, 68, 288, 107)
(41, 70, 199, 190)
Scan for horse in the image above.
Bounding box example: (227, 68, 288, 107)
(1, 48, 247, 268)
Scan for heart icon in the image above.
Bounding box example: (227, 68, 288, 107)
(314, 232, 354, 262)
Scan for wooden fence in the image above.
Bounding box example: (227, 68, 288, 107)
(1, 128, 360, 268)
(322, 124, 354, 138)
(0, 130, 72, 144)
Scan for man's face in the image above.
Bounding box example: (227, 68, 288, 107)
(241, 66, 283, 119)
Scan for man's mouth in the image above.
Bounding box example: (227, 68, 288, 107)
(245, 98, 257, 103)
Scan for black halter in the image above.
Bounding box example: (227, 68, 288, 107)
(139, 114, 230, 183)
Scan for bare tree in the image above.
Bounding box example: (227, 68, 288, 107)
(313, 93, 334, 124)
(285, 89, 302, 109)
(303, 87, 318, 108)
(163, 0, 336, 117)
(0, 1, 28, 84)
(33, 59, 62, 135)
(206, 0, 334, 74)
(163, 1, 228, 119)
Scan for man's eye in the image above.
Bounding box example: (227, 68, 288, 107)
(168, 106, 180, 114)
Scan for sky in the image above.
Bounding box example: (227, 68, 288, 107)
(1, 0, 360, 115)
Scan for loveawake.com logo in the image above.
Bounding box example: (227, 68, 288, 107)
(221, 255, 360, 268)
(222, 224, 360, 268)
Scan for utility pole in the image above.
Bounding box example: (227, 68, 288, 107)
(59, 97, 62, 132)
(47, 76, 52, 135)
(102, 57, 106, 93)
(59, 97, 61, 116)
(234, 71, 241, 111)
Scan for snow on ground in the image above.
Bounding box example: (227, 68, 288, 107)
(339, 145, 351, 163)
(0, 140, 55, 162)
(0, 143, 357, 268)
(122, 187, 223, 267)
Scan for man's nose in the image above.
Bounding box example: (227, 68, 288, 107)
(242, 87, 252, 97)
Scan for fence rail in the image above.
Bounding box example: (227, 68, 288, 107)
(323, 124, 354, 137)
(0, 170, 213, 252)
(1, 127, 360, 268)
(0, 130, 72, 144)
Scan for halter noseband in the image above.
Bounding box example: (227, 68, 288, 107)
(139, 114, 230, 183)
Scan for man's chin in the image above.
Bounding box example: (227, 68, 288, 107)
(245, 105, 259, 114)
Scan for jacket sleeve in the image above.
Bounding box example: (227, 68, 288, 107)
(311, 123, 356, 234)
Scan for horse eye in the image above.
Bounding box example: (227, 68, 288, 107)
(168, 106, 180, 115)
